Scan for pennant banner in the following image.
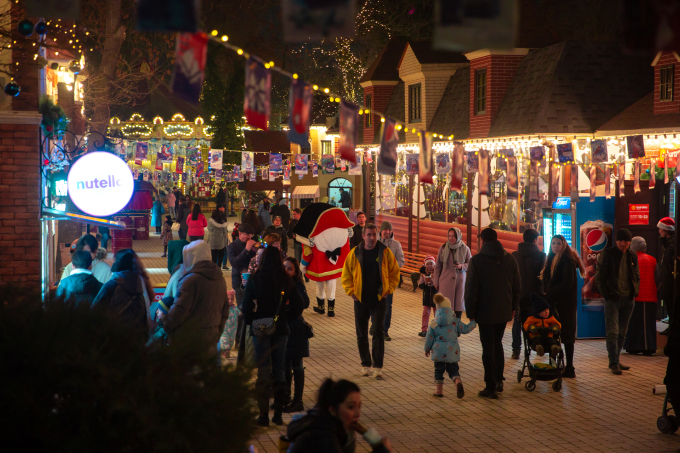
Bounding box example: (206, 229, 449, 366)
(262, 167, 269, 181)
(135, 142, 148, 165)
(418, 132, 434, 184)
(170, 32, 208, 103)
(479, 149, 490, 196)
(249, 170, 256, 181)
(377, 117, 399, 175)
(529, 160, 539, 201)
(339, 100, 360, 163)
(269, 153, 283, 174)
(159, 144, 173, 163)
(215, 169, 222, 182)
(605, 166, 611, 199)
(551, 165, 560, 200)
(155, 152, 163, 170)
(591, 139, 608, 163)
(196, 161, 204, 177)
(590, 166, 596, 202)
(650, 160, 656, 189)
(627, 135, 645, 159)
(530, 146, 544, 161)
(507, 156, 518, 200)
(406, 154, 418, 176)
(348, 152, 362, 175)
(313, 162, 318, 177)
(435, 153, 451, 174)
(175, 156, 184, 174)
(284, 164, 291, 181)
(244, 56, 271, 130)
(210, 149, 223, 170)
(634, 161, 641, 193)
(241, 152, 253, 172)
(619, 163, 625, 197)
(288, 79, 314, 146)
(233, 165, 241, 181)
(451, 144, 464, 192)
(295, 154, 308, 175)
(570, 164, 579, 202)
(321, 154, 335, 174)
(558, 143, 575, 163)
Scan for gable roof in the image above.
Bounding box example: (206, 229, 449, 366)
(404, 41, 469, 66)
(596, 93, 680, 135)
(489, 41, 653, 137)
(375, 80, 406, 144)
(360, 37, 407, 83)
(428, 68, 470, 140)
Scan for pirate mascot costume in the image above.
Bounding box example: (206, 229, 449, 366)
(292, 203, 354, 317)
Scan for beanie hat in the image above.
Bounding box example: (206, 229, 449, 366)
(658, 217, 676, 232)
(630, 236, 647, 253)
(158, 296, 175, 314)
(530, 293, 551, 317)
(433, 293, 451, 309)
(238, 223, 254, 234)
(616, 228, 633, 242)
(379, 221, 393, 233)
(423, 255, 436, 266)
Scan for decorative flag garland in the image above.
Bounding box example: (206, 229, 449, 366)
(339, 100, 360, 163)
(288, 79, 313, 146)
(418, 132, 433, 184)
(244, 56, 271, 130)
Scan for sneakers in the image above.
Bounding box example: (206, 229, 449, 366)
(478, 388, 499, 399)
(385, 334, 392, 341)
(610, 364, 623, 375)
(161, 254, 167, 258)
(418, 331, 427, 337)
(455, 380, 465, 399)
(536, 345, 545, 357)
(511, 350, 520, 359)
(372, 368, 384, 380)
(618, 363, 631, 371)
(433, 383, 444, 397)
(282, 400, 304, 413)
(222, 265, 230, 270)
(360, 367, 370, 376)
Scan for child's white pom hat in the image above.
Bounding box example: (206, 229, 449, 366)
(433, 293, 451, 309)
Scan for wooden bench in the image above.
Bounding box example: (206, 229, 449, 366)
(399, 251, 428, 291)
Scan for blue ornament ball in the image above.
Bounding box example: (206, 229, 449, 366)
(4, 82, 21, 97)
(34, 22, 48, 35)
(18, 19, 34, 36)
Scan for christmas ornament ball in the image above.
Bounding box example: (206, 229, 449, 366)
(35, 22, 48, 35)
(18, 19, 34, 36)
(4, 82, 20, 97)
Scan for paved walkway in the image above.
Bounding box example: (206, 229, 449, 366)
(126, 234, 679, 453)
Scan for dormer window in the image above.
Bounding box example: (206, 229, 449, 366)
(661, 65, 674, 102)
(409, 83, 421, 122)
(475, 69, 487, 115)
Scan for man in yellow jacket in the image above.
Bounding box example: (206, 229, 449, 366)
(342, 223, 400, 379)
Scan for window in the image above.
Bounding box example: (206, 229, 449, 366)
(475, 69, 486, 115)
(661, 65, 674, 102)
(321, 140, 332, 154)
(409, 83, 421, 122)
(365, 95, 372, 127)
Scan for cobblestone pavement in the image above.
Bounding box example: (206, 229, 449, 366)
(128, 236, 680, 453)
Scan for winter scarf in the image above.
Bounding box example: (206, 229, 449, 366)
(440, 227, 466, 270)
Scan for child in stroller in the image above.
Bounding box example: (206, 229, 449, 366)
(523, 294, 562, 358)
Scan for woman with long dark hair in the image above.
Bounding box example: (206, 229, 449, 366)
(186, 204, 207, 242)
(92, 249, 154, 334)
(244, 208, 262, 238)
(540, 235, 585, 378)
(287, 379, 393, 452)
(241, 246, 304, 426)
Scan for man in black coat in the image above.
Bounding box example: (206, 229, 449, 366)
(349, 211, 366, 249)
(594, 228, 640, 375)
(339, 187, 351, 209)
(465, 228, 520, 399)
(53, 251, 103, 308)
(510, 228, 546, 359)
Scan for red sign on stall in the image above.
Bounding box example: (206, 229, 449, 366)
(629, 204, 649, 225)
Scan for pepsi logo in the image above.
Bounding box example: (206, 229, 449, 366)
(586, 229, 608, 252)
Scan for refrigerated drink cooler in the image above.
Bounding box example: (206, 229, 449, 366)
(542, 196, 615, 338)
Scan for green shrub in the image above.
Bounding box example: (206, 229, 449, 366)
(0, 285, 255, 452)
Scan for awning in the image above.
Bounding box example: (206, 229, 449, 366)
(291, 185, 320, 199)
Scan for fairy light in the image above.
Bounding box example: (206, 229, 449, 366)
(221, 35, 229, 42)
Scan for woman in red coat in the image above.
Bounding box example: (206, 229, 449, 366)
(186, 204, 207, 242)
(624, 237, 658, 355)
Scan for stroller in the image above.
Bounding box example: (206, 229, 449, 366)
(657, 318, 679, 433)
(516, 295, 564, 392)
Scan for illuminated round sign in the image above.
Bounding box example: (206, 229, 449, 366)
(67, 152, 134, 217)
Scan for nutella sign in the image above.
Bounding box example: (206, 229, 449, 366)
(67, 152, 134, 217)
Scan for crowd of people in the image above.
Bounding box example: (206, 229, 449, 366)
(52, 194, 679, 451)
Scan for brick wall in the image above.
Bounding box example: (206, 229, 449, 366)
(469, 54, 524, 138)
(363, 85, 395, 143)
(654, 52, 680, 115)
(0, 122, 42, 284)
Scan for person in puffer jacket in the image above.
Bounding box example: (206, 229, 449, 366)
(424, 293, 476, 398)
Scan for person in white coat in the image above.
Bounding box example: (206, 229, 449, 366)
(378, 221, 405, 341)
(433, 227, 471, 318)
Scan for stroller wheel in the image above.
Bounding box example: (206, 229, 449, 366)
(525, 381, 536, 392)
(517, 370, 523, 383)
(552, 379, 562, 392)
(657, 416, 674, 434)
(669, 415, 679, 433)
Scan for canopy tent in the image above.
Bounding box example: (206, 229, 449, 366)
(291, 185, 320, 199)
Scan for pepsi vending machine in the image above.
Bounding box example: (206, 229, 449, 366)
(543, 196, 615, 338)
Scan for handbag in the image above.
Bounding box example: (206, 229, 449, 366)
(301, 316, 314, 339)
(251, 289, 286, 337)
(171, 222, 180, 232)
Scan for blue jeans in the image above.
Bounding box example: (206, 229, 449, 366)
(604, 296, 635, 367)
(434, 362, 460, 383)
(384, 293, 393, 334)
(512, 314, 522, 352)
(252, 334, 288, 383)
